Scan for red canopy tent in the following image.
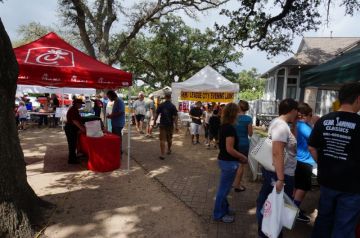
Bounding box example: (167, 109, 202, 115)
(14, 32, 132, 89)
(14, 32, 133, 172)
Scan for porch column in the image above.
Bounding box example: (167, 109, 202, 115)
(282, 67, 288, 99)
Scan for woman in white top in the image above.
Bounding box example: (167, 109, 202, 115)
(256, 98, 298, 238)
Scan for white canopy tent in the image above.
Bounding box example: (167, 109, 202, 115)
(151, 86, 172, 98)
(171, 65, 239, 105)
(16, 84, 96, 96)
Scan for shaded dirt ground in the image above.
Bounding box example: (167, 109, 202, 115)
(21, 127, 205, 238)
(20, 125, 319, 238)
(128, 126, 319, 238)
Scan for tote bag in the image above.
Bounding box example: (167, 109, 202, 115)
(249, 137, 275, 171)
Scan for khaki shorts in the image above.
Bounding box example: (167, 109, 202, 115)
(159, 125, 174, 142)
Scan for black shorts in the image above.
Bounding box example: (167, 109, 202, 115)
(135, 114, 145, 122)
(209, 131, 218, 140)
(294, 161, 313, 191)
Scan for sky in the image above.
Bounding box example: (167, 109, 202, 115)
(1, 0, 360, 74)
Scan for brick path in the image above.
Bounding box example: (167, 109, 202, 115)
(125, 127, 318, 238)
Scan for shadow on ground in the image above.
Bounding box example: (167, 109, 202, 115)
(128, 127, 319, 238)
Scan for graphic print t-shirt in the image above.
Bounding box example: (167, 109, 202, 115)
(309, 111, 360, 193)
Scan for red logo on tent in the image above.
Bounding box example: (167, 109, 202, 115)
(25, 47, 74, 67)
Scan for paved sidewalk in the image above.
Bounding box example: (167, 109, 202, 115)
(126, 127, 319, 238)
(22, 128, 206, 238)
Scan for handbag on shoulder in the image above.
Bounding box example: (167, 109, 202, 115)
(249, 137, 276, 171)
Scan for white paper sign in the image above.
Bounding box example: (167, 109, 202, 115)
(85, 120, 103, 137)
(304, 87, 318, 111)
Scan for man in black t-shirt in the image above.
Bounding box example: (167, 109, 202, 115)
(189, 101, 203, 145)
(154, 91, 178, 160)
(308, 83, 360, 238)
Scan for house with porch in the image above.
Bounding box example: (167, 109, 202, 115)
(261, 37, 360, 116)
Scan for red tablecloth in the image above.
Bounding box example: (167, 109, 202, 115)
(78, 133, 121, 172)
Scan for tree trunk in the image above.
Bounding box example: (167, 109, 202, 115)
(0, 19, 44, 238)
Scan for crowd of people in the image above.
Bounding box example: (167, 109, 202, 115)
(20, 82, 360, 237)
(210, 83, 360, 238)
(142, 82, 360, 238)
(15, 93, 60, 129)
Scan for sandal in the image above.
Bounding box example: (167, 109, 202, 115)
(234, 186, 246, 192)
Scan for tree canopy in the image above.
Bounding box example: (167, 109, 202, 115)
(119, 15, 242, 88)
(236, 68, 265, 101)
(57, 0, 229, 64)
(215, 0, 360, 56)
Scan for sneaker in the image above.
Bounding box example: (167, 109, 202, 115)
(192, 141, 196, 145)
(296, 211, 310, 223)
(219, 214, 235, 223)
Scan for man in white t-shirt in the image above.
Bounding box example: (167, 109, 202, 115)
(132, 92, 146, 134)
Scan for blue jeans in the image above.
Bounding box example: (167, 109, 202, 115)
(112, 126, 123, 138)
(112, 126, 123, 153)
(213, 160, 239, 220)
(312, 186, 360, 238)
(256, 168, 294, 238)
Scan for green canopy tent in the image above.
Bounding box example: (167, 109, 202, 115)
(301, 47, 360, 88)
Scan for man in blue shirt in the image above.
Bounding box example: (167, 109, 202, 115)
(106, 90, 125, 138)
(294, 102, 316, 223)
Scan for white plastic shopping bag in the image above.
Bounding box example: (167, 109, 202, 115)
(85, 120, 103, 137)
(261, 186, 284, 238)
(282, 193, 299, 230)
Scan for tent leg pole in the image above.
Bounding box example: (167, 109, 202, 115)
(127, 87, 131, 173)
(61, 88, 65, 130)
